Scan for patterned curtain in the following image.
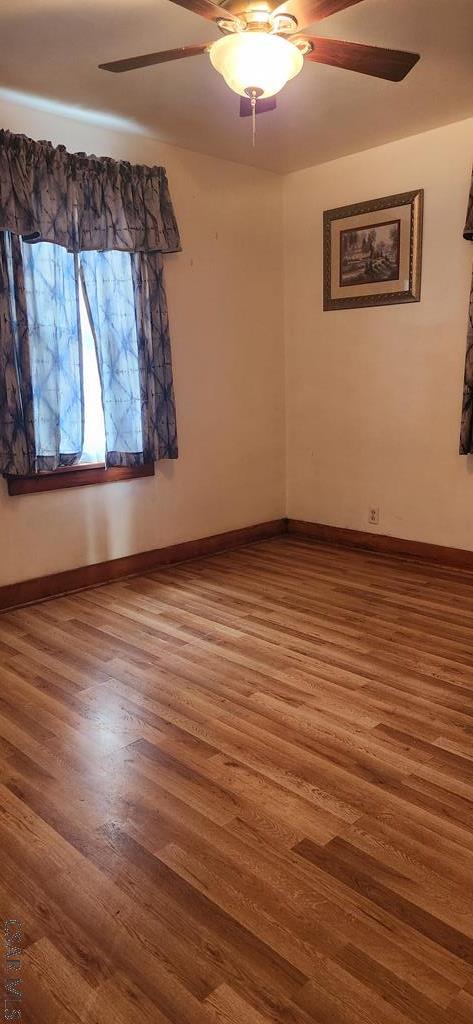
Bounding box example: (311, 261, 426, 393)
(0, 233, 35, 475)
(460, 170, 473, 454)
(132, 252, 178, 461)
(0, 236, 84, 475)
(80, 250, 143, 466)
(0, 129, 180, 475)
(22, 241, 83, 470)
(0, 130, 180, 255)
(80, 249, 178, 466)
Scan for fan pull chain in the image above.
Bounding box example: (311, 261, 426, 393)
(251, 89, 257, 148)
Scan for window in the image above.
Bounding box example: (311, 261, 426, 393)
(7, 240, 154, 495)
(1, 132, 179, 494)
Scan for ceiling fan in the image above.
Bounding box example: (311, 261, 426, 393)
(99, 0, 420, 125)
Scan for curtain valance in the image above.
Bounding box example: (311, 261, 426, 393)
(0, 129, 181, 254)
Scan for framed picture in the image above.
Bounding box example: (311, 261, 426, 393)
(323, 189, 423, 311)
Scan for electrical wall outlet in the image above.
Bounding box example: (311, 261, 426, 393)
(368, 506, 380, 526)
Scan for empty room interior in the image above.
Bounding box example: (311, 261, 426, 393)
(1, 0, 473, 1021)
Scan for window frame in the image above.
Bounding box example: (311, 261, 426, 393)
(7, 461, 154, 496)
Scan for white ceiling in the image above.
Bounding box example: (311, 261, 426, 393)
(1, 0, 472, 172)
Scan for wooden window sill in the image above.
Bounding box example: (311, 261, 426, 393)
(7, 462, 155, 496)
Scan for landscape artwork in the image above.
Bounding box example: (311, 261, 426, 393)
(339, 219, 400, 287)
(323, 189, 423, 310)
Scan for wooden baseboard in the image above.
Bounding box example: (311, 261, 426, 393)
(287, 519, 473, 571)
(4, 516, 472, 613)
(0, 518, 287, 612)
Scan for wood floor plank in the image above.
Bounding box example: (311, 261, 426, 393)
(1, 535, 472, 1021)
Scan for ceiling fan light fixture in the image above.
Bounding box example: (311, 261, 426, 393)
(209, 32, 304, 98)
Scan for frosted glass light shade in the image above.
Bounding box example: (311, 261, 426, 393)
(209, 33, 303, 99)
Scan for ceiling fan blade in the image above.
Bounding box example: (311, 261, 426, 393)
(240, 96, 277, 116)
(272, 0, 365, 30)
(99, 43, 211, 73)
(303, 37, 420, 81)
(167, 0, 238, 21)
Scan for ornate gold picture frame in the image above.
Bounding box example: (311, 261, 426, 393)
(323, 189, 423, 311)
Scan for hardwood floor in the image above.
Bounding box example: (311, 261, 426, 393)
(1, 535, 473, 1022)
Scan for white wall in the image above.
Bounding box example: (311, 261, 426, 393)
(2, 103, 472, 586)
(0, 97, 285, 585)
(284, 118, 473, 551)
